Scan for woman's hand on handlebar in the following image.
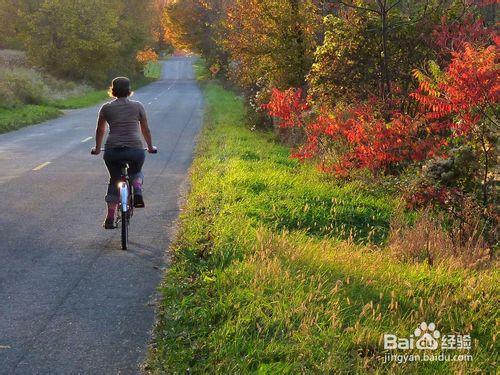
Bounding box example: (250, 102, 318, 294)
(91, 146, 157, 154)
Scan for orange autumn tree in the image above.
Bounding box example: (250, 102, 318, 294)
(136, 47, 158, 65)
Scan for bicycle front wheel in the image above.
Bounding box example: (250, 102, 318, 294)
(121, 209, 128, 250)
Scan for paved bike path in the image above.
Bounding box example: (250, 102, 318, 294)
(0, 57, 203, 374)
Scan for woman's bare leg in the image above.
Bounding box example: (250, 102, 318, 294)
(107, 202, 118, 220)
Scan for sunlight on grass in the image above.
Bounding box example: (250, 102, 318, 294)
(52, 90, 108, 109)
(147, 83, 499, 374)
(0, 105, 61, 133)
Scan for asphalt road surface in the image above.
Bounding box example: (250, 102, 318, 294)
(0, 57, 204, 374)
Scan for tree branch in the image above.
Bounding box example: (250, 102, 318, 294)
(336, 0, 381, 14)
(387, 0, 403, 12)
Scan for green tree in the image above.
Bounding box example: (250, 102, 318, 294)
(308, 13, 381, 106)
(0, 0, 41, 48)
(110, 0, 155, 77)
(24, 0, 119, 83)
(163, 0, 229, 65)
(308, 0, 474, 108)
(223, 0, 320, 90)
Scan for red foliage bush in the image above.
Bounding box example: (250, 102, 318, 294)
(264, 37, 498, 179)
(262, 11, 498, 184)
(261, 88, 309, 129)
(264, 91, 447, 176)
(412, 42, 499, 136)
(432, 15, 493, 57)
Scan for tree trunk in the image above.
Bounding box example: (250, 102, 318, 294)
(290, 0, 307, 88)
(380, 1, 391, 101)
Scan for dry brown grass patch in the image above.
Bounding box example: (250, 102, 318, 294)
(389, 209, 494, 269)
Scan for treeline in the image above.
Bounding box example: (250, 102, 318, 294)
(0, 0, 171, 85)
(164, 1, 496, 95)
(164, 0, 498, 262)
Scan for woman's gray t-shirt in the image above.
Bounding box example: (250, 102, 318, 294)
(99, 98, 146, 149)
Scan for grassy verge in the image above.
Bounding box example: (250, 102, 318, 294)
(0, 76, 157, 134)
(50, 89, 109, 109)
(146, 83, 498, 374)
(0, 105, 61, 133)
(193, 57, 211, 82)
(52, 76, 156, 109)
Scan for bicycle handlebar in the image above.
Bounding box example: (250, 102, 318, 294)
(91, 147, 157, 155)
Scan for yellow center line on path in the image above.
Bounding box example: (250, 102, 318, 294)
(33, 162, 51, 171)
(81, 137, 93, 143)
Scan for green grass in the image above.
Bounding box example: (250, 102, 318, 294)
(0, 105, 61, 133)
(0, 75, 158, 134)
(51, 89, 109, 109)
(193, 57, 211, 82)
(51, 75, 157, 109)
(147, 82, 498, 374)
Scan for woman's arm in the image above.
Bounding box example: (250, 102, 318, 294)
(140, 118, 156, 152)
(91, 116, 107, 155)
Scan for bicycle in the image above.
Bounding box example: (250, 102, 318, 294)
(93, 147, 157, 250)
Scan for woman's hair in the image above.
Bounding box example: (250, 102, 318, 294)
(109, 77, 132, 98)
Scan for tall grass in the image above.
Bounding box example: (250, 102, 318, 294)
(147, 83, 498, 374)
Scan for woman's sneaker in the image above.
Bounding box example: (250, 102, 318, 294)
(103, 217, 116, 229)
(134, 194, 145, 208)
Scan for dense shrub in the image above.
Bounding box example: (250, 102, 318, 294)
(0, 67, 48, 107)
(0, 50, 28, 67)
(0, 66, 93, 108)
(263, 89, 449, 175)
(407, 41, 498, 245)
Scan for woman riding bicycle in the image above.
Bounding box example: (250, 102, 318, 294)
(91, 77, 157, 229)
